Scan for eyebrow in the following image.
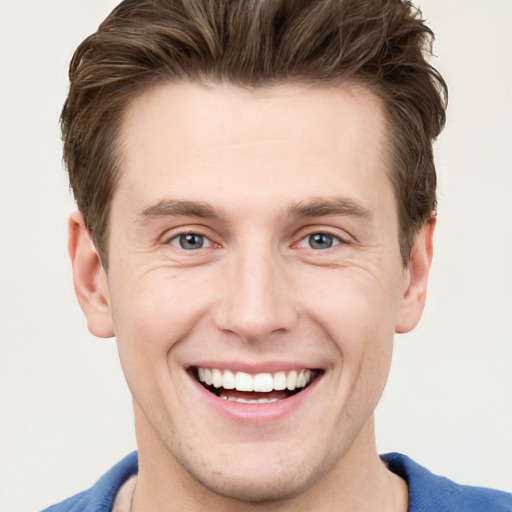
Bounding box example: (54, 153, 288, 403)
(136, 199, 223, 224)
(288, 197, 372, 220)
(135, 196, 372, 225)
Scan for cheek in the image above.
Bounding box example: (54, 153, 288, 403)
(109, 269, 215, 371)
(109, 270, 218, 428)
(297, 267, 400, 395)
(301, 268, 400, 348)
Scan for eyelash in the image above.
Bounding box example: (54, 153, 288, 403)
(297, 232, 342, 250)
(166, 231, 216, 250)
(164, 228, 347, 252)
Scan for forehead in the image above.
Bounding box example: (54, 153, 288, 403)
(115, 82, 392, 219)
(121, 81, 385, 154)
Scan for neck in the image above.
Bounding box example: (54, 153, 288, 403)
(131, 410, 408, 512)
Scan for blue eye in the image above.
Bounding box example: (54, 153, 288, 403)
(302, 233, 340, 250)
(171, 233, 207, 250)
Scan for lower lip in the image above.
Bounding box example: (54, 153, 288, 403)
(188, 372, 322, 425)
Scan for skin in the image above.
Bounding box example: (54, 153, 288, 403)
(69, 83, 434, 511)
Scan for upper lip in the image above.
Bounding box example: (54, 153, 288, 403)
(187, 361, 321, 374)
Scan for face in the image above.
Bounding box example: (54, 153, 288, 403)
(71, 83, 432, 504)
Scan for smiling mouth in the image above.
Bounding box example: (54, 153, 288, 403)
(191, 367, 320, 404)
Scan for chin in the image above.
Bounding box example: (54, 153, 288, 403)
(191, 465, 316, 503)
(173, 442, 338, 505)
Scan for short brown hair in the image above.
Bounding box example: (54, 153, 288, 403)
(62, 0, 447, 266)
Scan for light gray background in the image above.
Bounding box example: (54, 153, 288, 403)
(1, 1, 511, 511)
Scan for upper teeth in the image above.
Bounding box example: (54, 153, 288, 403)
(197, 368, 312, 392)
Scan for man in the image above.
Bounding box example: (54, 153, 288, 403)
(42, 0, 511, 511)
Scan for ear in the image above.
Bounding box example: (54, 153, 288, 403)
(395, 217, 436, 334)
(68, 212, 114, 338)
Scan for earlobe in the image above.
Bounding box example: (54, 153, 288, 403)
(68, 212, 114, 338)
(395, 217, 436, 334)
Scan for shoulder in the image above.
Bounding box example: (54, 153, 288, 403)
(381, 453, 512, 512)
(40, 452, 138, 512)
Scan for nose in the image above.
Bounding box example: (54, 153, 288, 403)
(213, 246, 298, 343)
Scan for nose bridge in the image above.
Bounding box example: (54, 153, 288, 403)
(214, 237, 297, 341)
